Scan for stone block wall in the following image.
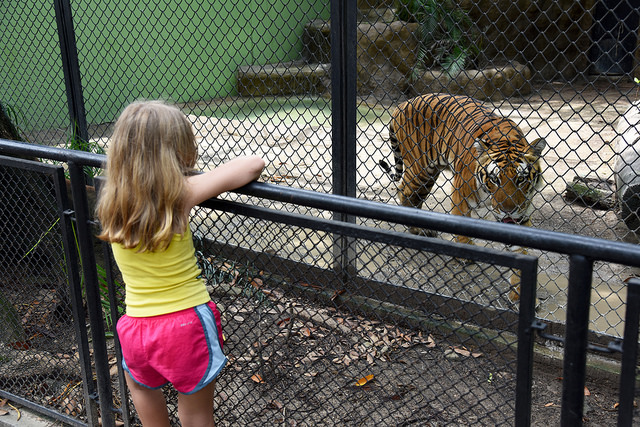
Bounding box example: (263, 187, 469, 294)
(351, 0, 638, 81)
(462, 0, 598, 80)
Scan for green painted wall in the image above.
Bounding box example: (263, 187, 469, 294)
(0, 1, 69, 133)
(0, 0, 330, 131)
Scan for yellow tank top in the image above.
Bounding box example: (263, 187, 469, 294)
(111, 227, 210, 317)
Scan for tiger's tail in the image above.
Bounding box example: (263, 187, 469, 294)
(379, 121, 403, 181)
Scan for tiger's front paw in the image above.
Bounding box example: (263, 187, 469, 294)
(509, 274, 540, 310)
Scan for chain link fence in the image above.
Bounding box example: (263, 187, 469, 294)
(0, 157, 91, 425)
(2, 0, 640, 425)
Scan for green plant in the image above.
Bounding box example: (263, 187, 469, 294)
(397, 0, 479, 77)
(22, 218, 124, 337)
(1, 102, 28, 142)
(65, 128, 105, 180)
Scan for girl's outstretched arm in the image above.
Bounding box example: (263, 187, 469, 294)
(184, 155, 265, 212)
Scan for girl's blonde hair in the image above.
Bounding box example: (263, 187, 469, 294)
(96, 100, 198, 252)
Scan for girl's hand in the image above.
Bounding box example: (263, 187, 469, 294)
(184, 156, 265, 212)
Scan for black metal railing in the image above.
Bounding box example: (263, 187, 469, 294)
(3, 0, 640, 425)
(1, 140, 640, 426)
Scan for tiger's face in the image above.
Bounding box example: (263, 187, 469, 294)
(475, 137, 546, 225)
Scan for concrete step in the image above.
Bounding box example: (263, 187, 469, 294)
(236, 61, 330, 97)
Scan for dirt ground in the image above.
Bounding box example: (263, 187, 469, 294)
(206, 275, 635, 427)
(2, 268, 634, 427)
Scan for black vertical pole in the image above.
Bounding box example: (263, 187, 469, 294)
(56, 170, 100, 426)
(53, 0, 90, 181)
(330, 0, 357, 276)
(617, 278, 640, 427)
(68, 161, 115, 426)
(514, 258, 538, 427)
(560, 254, 593, 426)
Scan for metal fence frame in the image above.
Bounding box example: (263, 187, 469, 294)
(1, 139, 640, 426)
(2, 0, 640, 425)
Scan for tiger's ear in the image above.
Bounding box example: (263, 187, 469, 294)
(529, 137, 546, 157)
(473, 138, 490, 158)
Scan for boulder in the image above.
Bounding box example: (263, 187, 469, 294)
(410, 62, 532, 100)
(614, 101, 640, 237)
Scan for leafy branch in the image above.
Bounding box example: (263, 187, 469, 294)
(397, 0, 480, 77)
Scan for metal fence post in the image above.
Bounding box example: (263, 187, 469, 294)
(515, 258, 539, 427)
(561, 254, 593, 426)
(53, 0, 90, 182)
(617, 278, 640, 426)
(68, 161, 115, 426)
(61, 205, 100, 426)
(330, 0, 357, 278)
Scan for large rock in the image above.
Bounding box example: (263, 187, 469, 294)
(355, 21, 419, 100)
(410, 62, 533, 101)
(303, 19, 331, 64)
(463, 0, 596, 80)
(614, 100, 640, 237)
(301, 17, 533, 101)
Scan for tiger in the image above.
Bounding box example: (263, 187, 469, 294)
(379, 93, 545, 301)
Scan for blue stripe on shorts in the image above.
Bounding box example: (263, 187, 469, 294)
(189, 303, 227, 394)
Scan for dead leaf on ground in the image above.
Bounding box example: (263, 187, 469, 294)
(301, 351, 322, 364)
(425, 334, 437, 348)
(451, 346, 483, 358)
(330, 289, 345, 301)
(299, 282, 322, 290)
(355, 374, 374, 386)
(276, 317, 291, 327)
(250, 374, 264, 384)
(228, 271, 240, 287)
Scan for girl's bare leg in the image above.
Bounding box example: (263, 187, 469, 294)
(125, 373, 170, 427)
(177, 380, 216, 427)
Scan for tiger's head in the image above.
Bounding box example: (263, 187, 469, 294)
(474, 136, 546, 226)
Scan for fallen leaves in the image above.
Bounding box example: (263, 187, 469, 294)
(355, 374, 374, 386)
(47, 381, 83, 417)
(0, 399, 20, 420)
(449, 346, 483, 358)
(250, 373, 264, 384)
(613, 401, 637, 409)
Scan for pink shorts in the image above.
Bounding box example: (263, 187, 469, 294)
(116, 301, 226, 394)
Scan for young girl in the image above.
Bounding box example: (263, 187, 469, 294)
(96, 100, 265, 426)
